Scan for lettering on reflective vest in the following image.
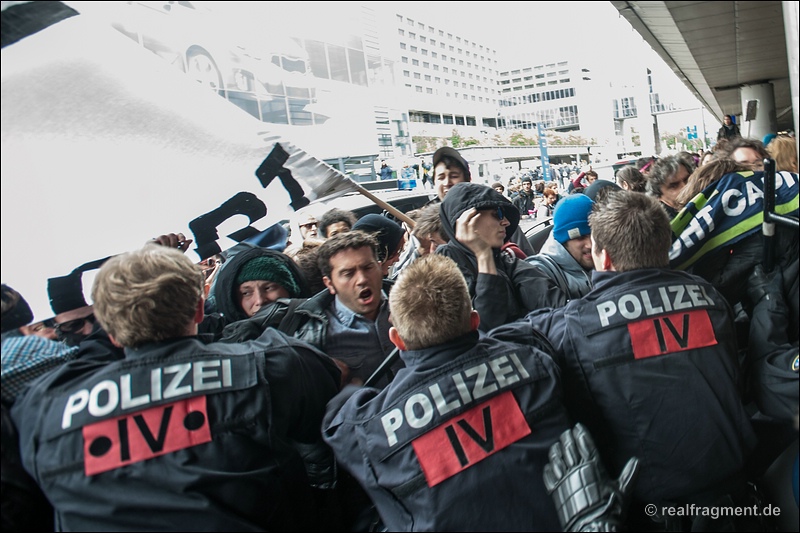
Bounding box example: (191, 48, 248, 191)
(82, 395, 212, 476)
(411, 391, 530, 487)
(628, 309, 717, 359)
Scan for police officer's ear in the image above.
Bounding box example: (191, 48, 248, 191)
(470, 310, 480, 332)
(388, 327, 406, 351)
(194, 297, 204, 325)
(593, 245, 613, 272)
(107, 334, 122, 348)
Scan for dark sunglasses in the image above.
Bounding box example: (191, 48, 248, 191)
(496, 207, 505, 221)
(55, 314, 95, 335)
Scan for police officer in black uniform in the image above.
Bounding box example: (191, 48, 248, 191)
(323, 254, 573, 531)
(494, 190, 757, 530)
(11, 244, 341, 531)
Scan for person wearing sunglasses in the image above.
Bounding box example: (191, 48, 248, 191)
(437, 182, 566, 331)
(428, 146, 537, 258)
(47, 258, 110, 347)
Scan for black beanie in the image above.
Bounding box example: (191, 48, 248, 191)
(48, 271, 88, 315)
(47, 256, 112, 315)
(352, 214, 405, 262)
(584, 179, 621, 202)
(1, 284, 33, 333)
(234, 256, 301, 297)
(432, 147, 471, 181)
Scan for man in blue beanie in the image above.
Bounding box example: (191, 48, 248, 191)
(527, 194, 596, 302)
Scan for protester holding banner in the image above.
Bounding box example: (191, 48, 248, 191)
(673, 159, 749, 212)
(10, 243, 342, 531)
(719, 137, 770, 172)
(669, 165, 799, 313)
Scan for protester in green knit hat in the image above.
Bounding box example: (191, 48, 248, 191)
(235, 255, 302, 318)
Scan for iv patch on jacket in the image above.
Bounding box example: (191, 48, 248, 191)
(82, 395, 211, 476)
(628, 309, 717, 359)
(411, 391, 530, 487)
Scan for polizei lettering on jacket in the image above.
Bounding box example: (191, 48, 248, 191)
(595, 283, 715, 328)
(61, 357, 253, 430)
(380, 353, 531, 448)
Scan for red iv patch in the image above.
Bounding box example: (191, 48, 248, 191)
(628, 309, 717, 359)
(412, 390, 531, 487)
(83, 395, 211, 476)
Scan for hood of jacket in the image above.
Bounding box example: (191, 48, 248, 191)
(538, 233, 587, 274)
(439, 182, 520, 255)
(212, 244, 310, 323)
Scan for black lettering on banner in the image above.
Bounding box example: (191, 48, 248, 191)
(188, 191, 267, 259)
(255, 143, 310, 211)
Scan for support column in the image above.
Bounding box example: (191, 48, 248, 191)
(740, 83, 777, 140)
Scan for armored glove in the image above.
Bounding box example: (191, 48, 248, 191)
(746, 264, 783, 309)
(543, 423, 639, 532)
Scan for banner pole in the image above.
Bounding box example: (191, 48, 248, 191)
(351, 182, 417, 229)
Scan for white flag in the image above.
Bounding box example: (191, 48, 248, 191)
(1, 4, 357, 320)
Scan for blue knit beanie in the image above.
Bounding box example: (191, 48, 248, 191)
(552, 194, 594, 244)
(763, 133, 777, 147)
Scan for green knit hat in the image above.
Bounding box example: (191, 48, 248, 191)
(234, 256, 301, 297)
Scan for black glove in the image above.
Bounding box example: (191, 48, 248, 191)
(543, 423, 639, 532)
(746, 264, 783, 309)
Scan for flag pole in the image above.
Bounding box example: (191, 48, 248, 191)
(351, 182, 417, 229)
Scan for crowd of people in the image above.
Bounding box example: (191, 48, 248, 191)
(2, 132, 799, 531)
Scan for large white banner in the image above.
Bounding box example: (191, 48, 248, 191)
(1, 6, 357, 320)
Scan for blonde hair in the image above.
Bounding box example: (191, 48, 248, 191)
(389, 254, 472, 350)
(92, 244, 204, 347)
(767, 135, 798, 173)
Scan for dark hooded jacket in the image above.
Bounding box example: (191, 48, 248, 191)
(210, 244, 311, 324)
(437, 183, 565, 330)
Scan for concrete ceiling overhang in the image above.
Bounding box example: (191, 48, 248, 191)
(611, 1, 794, 132)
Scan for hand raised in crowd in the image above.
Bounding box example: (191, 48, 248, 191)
(149, 232, 193, 253)
(455, 207, 499, 275)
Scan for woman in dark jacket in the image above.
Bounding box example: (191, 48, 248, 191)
(436, 182, 565, 330)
